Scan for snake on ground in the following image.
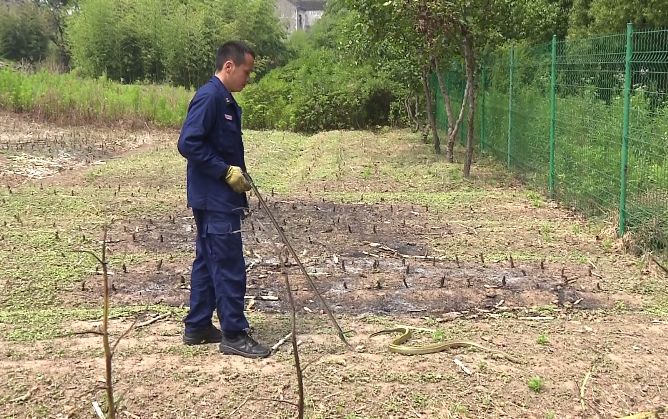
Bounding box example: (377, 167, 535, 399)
(370, 326, 522, 364)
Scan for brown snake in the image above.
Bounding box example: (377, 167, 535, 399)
(370, 326, 522, 364)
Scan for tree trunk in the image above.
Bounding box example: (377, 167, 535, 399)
(415, 96, 420, 132)
(433, 58, 455, 130)
(433, 56, 469, 163)
(463, 32, 476, 177)
(448, 81, 469, 163)
(421, 67, 441, 154)
(404, 96, 420, 132)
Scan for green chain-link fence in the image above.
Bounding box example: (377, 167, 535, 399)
(434, 24, 668, 253)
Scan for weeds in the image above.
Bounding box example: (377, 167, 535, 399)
(528, 376, 545, 392)
(537, 333, 549, 345)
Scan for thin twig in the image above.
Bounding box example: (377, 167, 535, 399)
(10, 387, 36, 403)
(278, 249, 305, 419)
(92, 401, 105, 419)
(227, 396, 251, 417)
(99, 228, 115, 418)
(580, 368, 593, 411)
(300, 356, 323, 373)
(271, 332, 293, 352)
(366, 241, 447, 261)
(111, 317, 138, 355)
(68, 330, 104, 336)
(587, 258, 599, 271)
(81, 228, 117, 419)
(135, 312, 170, 328)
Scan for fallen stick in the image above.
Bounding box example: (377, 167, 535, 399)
(135, 312, 170, 328)
(10, 387, 36, 403)
(227, 396, 251, 418)
(243, 295, 279, 301)
(587, 259, 598, 271)
(518, 316, 555, 321)
(361, 251, 380, 258)
(92, 401, 105, 419)
(68, 330, 104, 337)
(271, 332, 293, 352)
(453, 358, 472, 375)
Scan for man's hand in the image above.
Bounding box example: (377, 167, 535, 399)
(224, 166, 251, 193)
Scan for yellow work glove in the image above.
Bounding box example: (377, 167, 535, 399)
(224, 166, 251, 194)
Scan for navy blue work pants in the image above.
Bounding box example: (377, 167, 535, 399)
(184, 209, 249, 334)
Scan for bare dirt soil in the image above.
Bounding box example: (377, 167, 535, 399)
(0, 111, 666, 419)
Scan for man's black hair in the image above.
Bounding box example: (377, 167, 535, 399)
(216, 41, 255, 71)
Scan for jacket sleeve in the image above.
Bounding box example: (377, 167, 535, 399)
(177, 91, 230, 180)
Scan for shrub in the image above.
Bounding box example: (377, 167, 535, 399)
(0, 3, 51, 63)
(240, 49, 401, 132)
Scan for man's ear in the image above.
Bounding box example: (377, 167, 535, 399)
(223, 60, 234, 72)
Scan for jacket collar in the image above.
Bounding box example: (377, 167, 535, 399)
(211, 76, 236, 105)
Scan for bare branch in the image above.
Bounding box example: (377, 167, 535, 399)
(111, 317, 138, 355)
(278, 247, 305, 419)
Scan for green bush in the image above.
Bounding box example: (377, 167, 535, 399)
(0, 3, 51, 63)
(240, 49, 400, 132)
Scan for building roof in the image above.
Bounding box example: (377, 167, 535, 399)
(287, 0, 326, 11)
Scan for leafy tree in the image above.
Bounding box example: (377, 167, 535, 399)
(569, 0, 668, 36)
(32, 0, 79, 68)
(338, 0, 566, 176)
(0, 2, 51, 63)
(66, 0, 287, 86)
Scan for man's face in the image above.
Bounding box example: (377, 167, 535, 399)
(223, 53, 254, 92)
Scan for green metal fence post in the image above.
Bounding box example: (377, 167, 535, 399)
(507, 45, 514, 168)
(481, 66, 486, 153)
(619, 23, 633, 236)
(549, 35, 557, 199)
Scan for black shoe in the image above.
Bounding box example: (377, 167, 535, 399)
(183, 325, 222, 345)
(219, 332, 271, 359)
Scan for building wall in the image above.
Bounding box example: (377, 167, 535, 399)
(276, 0, 298, 33)
(276, 0, 325, 33)
(302, 10, 324, 30)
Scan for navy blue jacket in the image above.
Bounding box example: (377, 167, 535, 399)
(178, 76, 248, 213)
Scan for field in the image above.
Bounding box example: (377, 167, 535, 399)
(0, 111, 666, 418)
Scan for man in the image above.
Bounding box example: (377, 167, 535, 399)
(177, 41, 270, 359)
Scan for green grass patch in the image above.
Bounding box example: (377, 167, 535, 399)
(528, 375, 545, 392)
(0, 304, 178, 342)
(646, 295, 668, 317)
(0, 68, 192, 126)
